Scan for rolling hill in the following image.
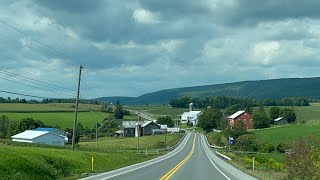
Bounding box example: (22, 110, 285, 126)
(96, 77, 320, 105)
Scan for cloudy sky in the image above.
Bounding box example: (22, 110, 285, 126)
(0, 0, 320, 99)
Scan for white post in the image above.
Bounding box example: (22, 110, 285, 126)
(146, 148, 148, 156)
(253, 157, 255, 170)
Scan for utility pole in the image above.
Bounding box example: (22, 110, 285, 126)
(136, 105, 141, 154)
(71, 65, 83, 151)
(96, 123, 98, 148)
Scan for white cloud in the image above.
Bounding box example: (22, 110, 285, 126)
(132, 8, 161, 24)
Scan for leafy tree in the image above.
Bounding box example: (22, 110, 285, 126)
(285, 136, 320, 179)
(0, 115, 9, 139)
(114, 105, 124, 119)
(269, 107, 280, 120)
(157, 116, 174, 127)
(197, 108, 223, 132)
(230, 121, 248, 139)
(6, 121, 20, 138)
(19, 118, 46, 132)
(106, 107, 113, 113)
(225, 104, 242, 116)
(236, 134, 256, 151)
(280, 108, 296, 123)
(253, 109, 271, 129)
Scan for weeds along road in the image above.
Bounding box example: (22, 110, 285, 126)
(81, 132, 257, 180)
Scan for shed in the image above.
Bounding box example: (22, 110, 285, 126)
(274, 117, 288, 125)
(11, 130, 66, 146)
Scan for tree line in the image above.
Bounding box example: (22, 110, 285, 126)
(0, 97, 104, 105)
(170, 96, 310, 109)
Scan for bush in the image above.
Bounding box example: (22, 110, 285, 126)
(262, 143, 275, 153)
(266, 158, 284, 171)
(276, 143, 286, 153)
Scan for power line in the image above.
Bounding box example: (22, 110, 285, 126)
(0, 69, 76, 93)
(0, 89, 48, 99)
(79, 102, 106, 119)
(0, 19, 71, 60)
(0, 76, 76, 98)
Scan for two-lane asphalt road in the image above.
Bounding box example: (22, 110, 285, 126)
(82, 133, 257, 180)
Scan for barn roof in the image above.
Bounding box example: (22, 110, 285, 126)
(11, 130, 65, 140)
(228, 111, 246, 119)
(274, 117, 284, 122)
(11, 130, 49, 140)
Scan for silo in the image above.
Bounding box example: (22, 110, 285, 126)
(189, 103, 194, 112)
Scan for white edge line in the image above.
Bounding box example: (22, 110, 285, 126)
(84, 132, 192, 180)
(201, 135, 232, 180)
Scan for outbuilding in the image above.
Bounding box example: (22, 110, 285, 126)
(11, 130, 66, 146)
(274, 117, 288, 125)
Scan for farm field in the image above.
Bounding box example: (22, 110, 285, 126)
(252, 124, 320, 146)
(0, 112, 106, 129)
(0, 103, 102, 112)
(0, 144, 155, 180)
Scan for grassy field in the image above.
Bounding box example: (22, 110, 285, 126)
(0, 103, 102, 112)
(0, 144, 155, 180)
(262, 103, 320, 124)
(80, 133, 184, 152)
(252, 124, 320, 146)
(0, 112, 107, 129)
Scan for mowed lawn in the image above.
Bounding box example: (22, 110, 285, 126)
(0, 112, 107, 129)
(0, 144, 155, 180)
(252, 124, 320, 146)
(80, 133, 184, 150)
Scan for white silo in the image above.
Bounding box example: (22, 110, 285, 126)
(189, 103, 194, 112)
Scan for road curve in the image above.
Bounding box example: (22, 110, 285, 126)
(81, 132, 257, 180)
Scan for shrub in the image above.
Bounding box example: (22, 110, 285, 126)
(266, 158, 284, 171)
(262, 143, 275, 153)
(276, 143, 286, 153)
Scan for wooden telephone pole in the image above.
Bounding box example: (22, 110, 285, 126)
(72, 65, 83, 151)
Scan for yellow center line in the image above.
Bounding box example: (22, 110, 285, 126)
(159, 134, 197, 180)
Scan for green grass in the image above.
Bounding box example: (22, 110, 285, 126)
(252, 124, 320, 146)
(0, 112, 107, 129)
(0, 144, 155, 180)
(0, 103, 102, 112)
(80, 133, 184, 152)
(223, 152, 286, 180)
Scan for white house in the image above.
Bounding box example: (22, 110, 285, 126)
(11, 130, 67, 146)
(179, 103, 202, 125)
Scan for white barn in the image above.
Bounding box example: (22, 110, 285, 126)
(179, 103, 202, 125)
(11, 130, 67, 146)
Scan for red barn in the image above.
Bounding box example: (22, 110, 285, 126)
(228, 111, 253, 129)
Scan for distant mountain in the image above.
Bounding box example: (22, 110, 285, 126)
(95, 77, 320, 105)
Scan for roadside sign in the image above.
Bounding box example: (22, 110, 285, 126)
(229, 137, 234, 145)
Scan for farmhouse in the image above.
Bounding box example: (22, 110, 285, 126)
(228, 111, 253, 129)
(121, 120, 161, 137)
(274, 117, 288, 125)
(179, 103, 202, 125)
(11, 130, 67, 146)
